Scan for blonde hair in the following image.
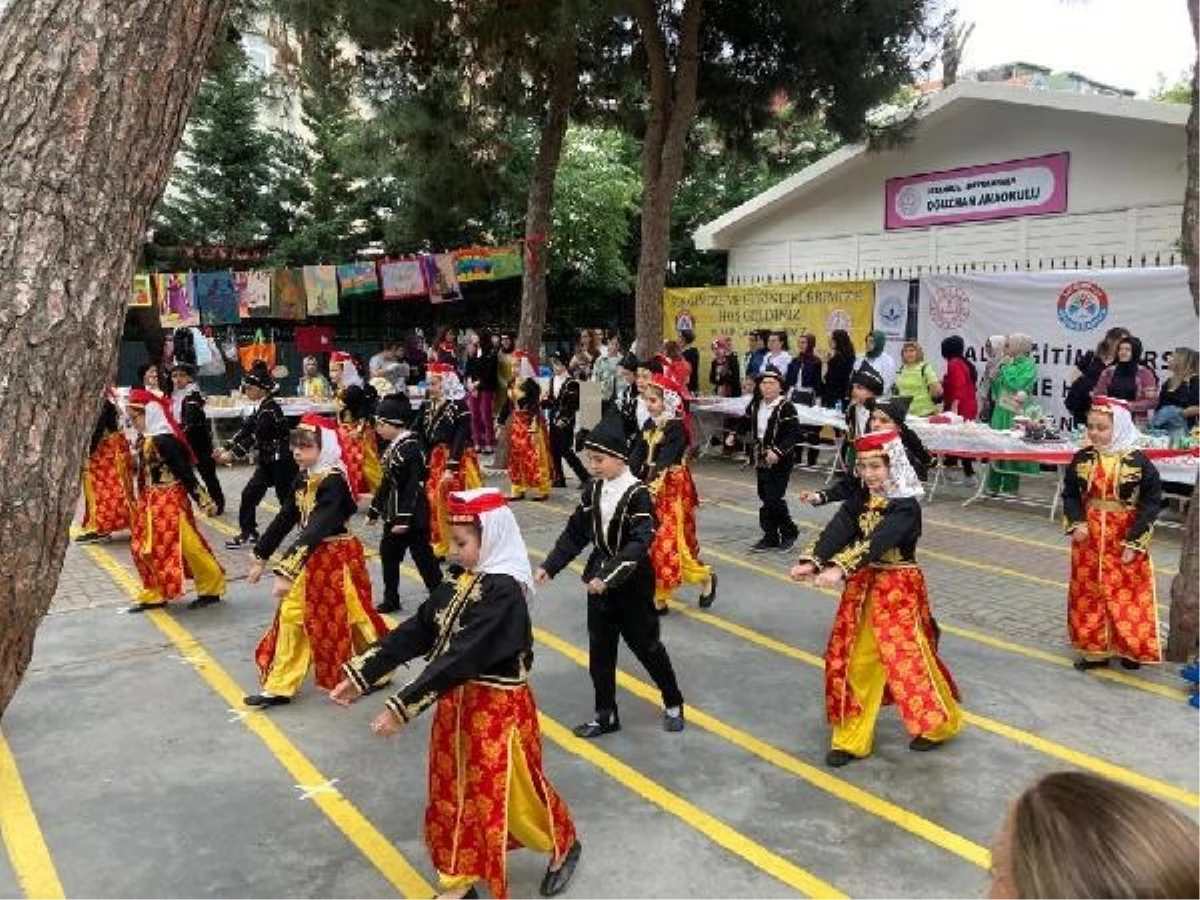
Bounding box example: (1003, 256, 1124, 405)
(901, 341, 925, 363)
(1004, 772, 1199, 899)
(1168, 347, 1198, 390)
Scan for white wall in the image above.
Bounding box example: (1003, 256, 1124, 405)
(723, 101, 1186, 281)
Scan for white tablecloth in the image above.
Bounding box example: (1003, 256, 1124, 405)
(692, 396, 847, 431)
(206, 400, 341, 419)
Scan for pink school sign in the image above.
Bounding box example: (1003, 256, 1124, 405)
(885, 152, 1069, 230)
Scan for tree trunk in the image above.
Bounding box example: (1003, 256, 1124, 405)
(1166, 0, 1200, 663)
(632, 0, 703, 356)
(0, 0, 231, 719)
(516, 21, 578, 364)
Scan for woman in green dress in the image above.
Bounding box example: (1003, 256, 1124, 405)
(987, 333, 1039, 494)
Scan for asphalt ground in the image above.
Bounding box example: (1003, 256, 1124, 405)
(1, 458, 1195, 899)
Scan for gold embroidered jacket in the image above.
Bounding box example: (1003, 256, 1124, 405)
(1061, 446, 1162, 552)
(253, 470, 357, 579)
(414, 398, 472, 470)
(798, 493, 922, 575)
(628, 418, 687, 484)
(342, 572, 533, 723)
(137, 434, 210, 508)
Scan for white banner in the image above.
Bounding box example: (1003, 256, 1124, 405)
(916, 267, 1195, 429)
(874, 279, 910, 361)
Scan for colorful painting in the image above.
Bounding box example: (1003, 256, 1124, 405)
(194, 270, 241, 326)
(303, 265, 340, 316)
(453, 245, 523, 283)
(130, 273, 153, 308)
(156, 272, 199, 328)
(272, 268, 308, 321)
(236, 270, 272, 318)
(336, 262, 379, 299)
(424, 253, 462, 304)
(378, 258, 427, 300)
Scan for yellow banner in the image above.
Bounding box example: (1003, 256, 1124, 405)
(662, 282, 875, 392)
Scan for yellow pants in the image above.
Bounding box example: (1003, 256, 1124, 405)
(654, 503, 712, 606)
(262, 569, 379, 697)
(438, 729, 556, 891)
(831, 607, 961, 758)
(136, 515, 225, 603)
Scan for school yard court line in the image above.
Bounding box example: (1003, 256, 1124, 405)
(83, 543, 437, 899)
(0, 732, 65, 900)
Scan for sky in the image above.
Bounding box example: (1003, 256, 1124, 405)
(938, 0, 1196, 97)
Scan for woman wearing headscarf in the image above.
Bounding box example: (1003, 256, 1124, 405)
(415, 362, 484, 558)
(333, 488, 582, 900)
(245, 414, 390, 707)
(709, 336, 741, 397)
(787, 333, 825, 467)
(987, 333, 1039, 494)
(977, 335, 1007, 423)
(791, 429, 960, 768)
(1092, 335, 1160, 426)
(853, 330, 897, 397)
(125, 388, 225, 613)
(1061, 397, 1163, 671)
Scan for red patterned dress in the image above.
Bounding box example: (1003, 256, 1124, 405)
(1062, 446, 1163, 664)
(415, 398, 483, 556)
(80, 399, 134, 537)
(799, 492, 961, 760)
(505, 378, 553, 500)
(343, 572, 577, 899)
(252, 469, 389, 697)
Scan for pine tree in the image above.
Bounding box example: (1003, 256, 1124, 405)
(153, 42, 277, 248)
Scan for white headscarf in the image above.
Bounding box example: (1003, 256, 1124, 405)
(514, 352, 536, 380)
(333, 356, 363, 389)
(1091, 397, 1141, 455)
(436, 369, 466, 402)
(298, 416, 352, 494)
(878, 431, 925, 500)
(455, 487, 536, 598)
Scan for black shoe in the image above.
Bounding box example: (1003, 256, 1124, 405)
(244, 693, 291, 708)
(1073, 657, 1111, 671)
(750, 537, 778, 552)
(777, 535, 798, 552)
(908, 736, 943, 752)
(698, 572, 718, 608)
(224, 533, 258, 550)
(375, 599, 402, 614)
(125, 601, 167, 613)
(540, 839, 582, 897)
(462, 888, 479, 900)
(214, 505, 225, 517)
(662, 709, 685, 732)
(573, 716, 620, 739)
(825, 749, 860, 767)
(75, 531, 105, 544)
(187, 595, 221, 610)
(1119, 658, 1142, 670)
(654, 605, 670, 617)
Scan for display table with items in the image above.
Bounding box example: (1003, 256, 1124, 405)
(907, 415, 1198, 517)
(691, 395, 848, 479)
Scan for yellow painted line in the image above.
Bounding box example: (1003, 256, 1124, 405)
(0, 734, 65, 899)
(537, 714, 847, 899)
(82, 544, 435, 898)
(532, 626, 991, 869)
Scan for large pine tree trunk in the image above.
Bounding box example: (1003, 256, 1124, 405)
(1166, 0, 1200, 663)
(632, 0, 702, 355)
(516, 30, 578, 363)
(0, 0, 230, 718)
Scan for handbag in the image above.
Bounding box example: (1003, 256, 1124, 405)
(238, 328, 277, 372)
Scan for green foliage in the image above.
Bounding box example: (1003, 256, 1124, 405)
(1152, 72, 1194, 104)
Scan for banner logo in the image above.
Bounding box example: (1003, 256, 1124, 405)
(826, 309, 852, 334)
(1056, 281, 1109, 332)
(674, 309, 696, 334)
(878, 295, 906, 330)
(930, 284, 971, 330)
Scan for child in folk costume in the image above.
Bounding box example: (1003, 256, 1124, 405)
(332, 488, 582, 900)
(245, 415, 389, 707)
(170, 362, 225, 516)
(416, 362, 484, 558)
(1062, 396, 1164, 671)
(728, 366, 802, 552)
(536, 415, 687, 737)
(369, 394, 443, 614)
(216, 362, 298, 549)
(791, 430, 961, 768)
(336, 383, 383, 497)
(124, 389, 225, 613)
(504, 351, 554, 501)
(839, 361, 885, 473)
(76, 387, 135, 543)
(614, 353, 641, 436)
(543, 351, 590, 488)
(631, 374, 717, 612)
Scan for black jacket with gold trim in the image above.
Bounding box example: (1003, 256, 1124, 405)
(740, 396, 801, 469)
(137, 433, 209, 506)
(1061, 446, 1162, 552)
(225, 396, 290, 467)
(253, 470, 357, 579)
(616, 383, 640, 437)
(543, 376, 580, 432)
(798, 491, 921, 576)
(414, 398, 471, 470)
(342, 572, 533, 723)
(497, 377, 541, 427)
(368, 433, 429, 529)
(628, 418, 688, 484)
(542, 477, 656, 592)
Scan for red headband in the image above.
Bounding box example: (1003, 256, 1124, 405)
(854, 430, 897, 456)
(447, 489, 508, 523)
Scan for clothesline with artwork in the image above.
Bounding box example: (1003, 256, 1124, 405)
(129, 244, 525, 329)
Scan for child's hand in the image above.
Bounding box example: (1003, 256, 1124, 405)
(789, 562, 817, 582)
(535, 567, 551, 586)
(391, 525, 409, 534)
(328, 679, 363, 707)
(271, 575, 294, 602)
(1121, 547, 1138, 564)
(370, 709, 402, 737)
(814, 567, 843, 589)
(1071, 525, 1089, 543)
(246, 560, 266, 585)
(797, 491, 820, 506)
(765, 449, 780, 466)
(586, 578, 606, 595)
